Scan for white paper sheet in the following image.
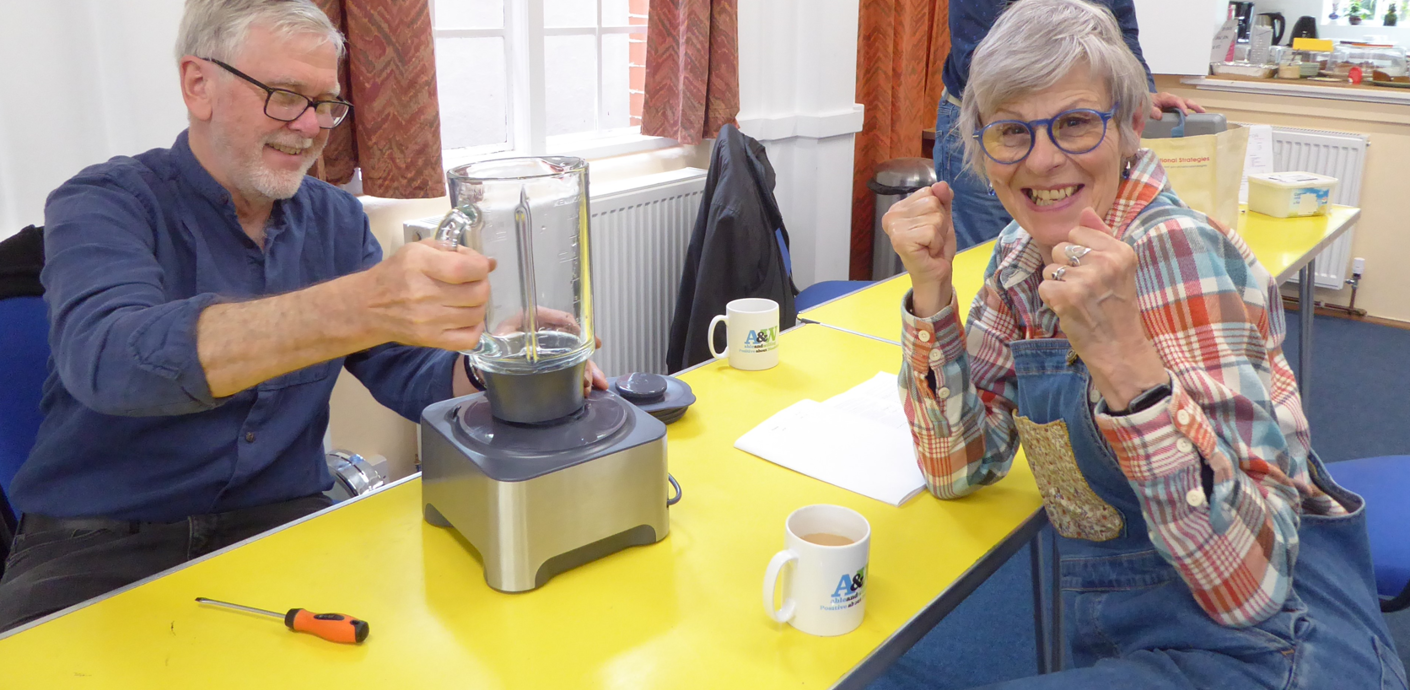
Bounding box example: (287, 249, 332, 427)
(734, 373, 927, 507)
(1241, 124, 1275, 205)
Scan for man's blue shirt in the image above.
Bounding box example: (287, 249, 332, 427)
(10, 130, 455, 522)
(941, 0, 1156, 99)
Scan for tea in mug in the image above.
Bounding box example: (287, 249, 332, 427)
(801, 533, 855, 547)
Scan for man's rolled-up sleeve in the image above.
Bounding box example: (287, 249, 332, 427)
(42, 173, 223, 416)
(340, 216, 456, 421)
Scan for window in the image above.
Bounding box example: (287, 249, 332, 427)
(1322, 0, 1404, 28)
(431, 0, 654, 163)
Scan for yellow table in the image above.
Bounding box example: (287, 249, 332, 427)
(0, 325, 1045, 689)
(803, 206, 1361, 400)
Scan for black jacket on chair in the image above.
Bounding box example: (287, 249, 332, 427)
(666, 125, 797, 373)
(0, 225, 44, 300)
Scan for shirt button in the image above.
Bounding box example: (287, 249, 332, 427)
(1176, 409, 1192, 425)
(245, 432, 256, 443)
(1176, 438, 1193, 454)
(917, 330, 931, 343)
(937, 386, 951, 400)
(1088, 387, 1101, 404)
(930, 349, 942, 363)
(1186, 488, 1207, 507)
(1147, 530, 1159, 544)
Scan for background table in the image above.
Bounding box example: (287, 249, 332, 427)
(0, 325, 1045, 689)
(804, 206, 1361, 400)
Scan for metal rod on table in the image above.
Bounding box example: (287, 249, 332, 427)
(1298, 260, 1315, 400)
(1049, 528, 1064, 672)
(1030, 530, 1050, 674)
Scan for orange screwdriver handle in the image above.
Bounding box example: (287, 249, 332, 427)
(285, 608, 370, 644)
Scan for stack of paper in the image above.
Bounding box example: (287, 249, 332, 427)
(734, 372, 928, 506)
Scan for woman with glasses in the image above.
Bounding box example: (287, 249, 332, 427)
(883, 1, 1401, 687)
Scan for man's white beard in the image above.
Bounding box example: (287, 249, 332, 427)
(215, 127, 323, 202)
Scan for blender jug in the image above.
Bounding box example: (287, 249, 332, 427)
(436, 157, 594, 423)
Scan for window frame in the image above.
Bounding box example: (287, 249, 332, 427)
(430, 0, 663, 165)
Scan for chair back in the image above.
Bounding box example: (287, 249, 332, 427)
(0, 296, 49, 495)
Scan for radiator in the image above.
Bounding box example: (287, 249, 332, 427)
(588, 168, 707, 377)
(1267, 127, 1369, 289)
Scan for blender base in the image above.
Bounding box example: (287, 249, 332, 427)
(419, 390, 669, 592)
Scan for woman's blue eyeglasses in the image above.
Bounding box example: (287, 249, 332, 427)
(973, 103, 1119, 164)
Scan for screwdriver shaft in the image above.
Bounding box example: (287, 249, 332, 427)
(195, 597, 283, 619)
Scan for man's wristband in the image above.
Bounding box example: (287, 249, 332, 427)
(461, 355, 485, 391)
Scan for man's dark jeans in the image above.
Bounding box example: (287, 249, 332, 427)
(0, 494, 331, 633)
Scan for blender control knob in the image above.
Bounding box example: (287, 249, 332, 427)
(615, 373, 668, 403)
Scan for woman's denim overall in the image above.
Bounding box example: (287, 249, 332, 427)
(980, 338, 1407, 689)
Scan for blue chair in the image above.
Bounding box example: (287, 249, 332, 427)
(0, 297, 49, 495)
(774, 227, 875, 312)
(1326, 455, 1410, 612)
(796, 280, 875, 311)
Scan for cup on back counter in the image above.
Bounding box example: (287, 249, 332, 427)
(708, 298, 780, 370)
(762, 504, 871, 636)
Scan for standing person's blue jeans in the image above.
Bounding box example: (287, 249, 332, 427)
(934, 95, 1012, 251)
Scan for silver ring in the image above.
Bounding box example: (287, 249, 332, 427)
(1065, 245, 1092, 267)
(1051, 266, 1067, 281)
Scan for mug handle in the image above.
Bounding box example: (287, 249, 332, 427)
(762, 550, 799, 623)
(708, 315, 729, 359)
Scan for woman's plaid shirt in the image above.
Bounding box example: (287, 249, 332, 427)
(898, 149, 1348, 628)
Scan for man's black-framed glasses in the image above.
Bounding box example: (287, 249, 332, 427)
(203, 57, 352, 129)
(973, 103, 1119, 165)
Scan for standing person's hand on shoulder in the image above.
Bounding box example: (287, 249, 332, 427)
(883, 182, 958, 318)
(356, 238, 497, 352)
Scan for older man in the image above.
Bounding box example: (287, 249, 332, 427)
(0, 0, 496, 631)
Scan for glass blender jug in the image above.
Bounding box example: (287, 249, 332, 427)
(436, 156, 594, 423)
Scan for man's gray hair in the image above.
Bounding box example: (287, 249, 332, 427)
(958, 0, 1151, 181)
(175, 0, 345, 64)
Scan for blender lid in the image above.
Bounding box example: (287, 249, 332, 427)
(609, 374, 696, 423)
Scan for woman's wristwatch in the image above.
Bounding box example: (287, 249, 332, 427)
(1109, 382, 1171, 417)
(461, 355, 485, 391)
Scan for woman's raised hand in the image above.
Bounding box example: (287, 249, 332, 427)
(1038, 208, 1168, 410)
(882, 182, 957, 317)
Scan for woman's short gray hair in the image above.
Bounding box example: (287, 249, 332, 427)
(175, 0, 345, 64)
(958, 0, 1151, 181)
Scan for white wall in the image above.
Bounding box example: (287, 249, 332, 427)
(735, 0, 863, 289)
(0, 1, 188, 240)
(1131, 0, 1230, 75)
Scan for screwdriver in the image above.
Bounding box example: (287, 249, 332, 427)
(196, 597, 370, 644)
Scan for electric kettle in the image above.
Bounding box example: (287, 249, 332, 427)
(1257, 12, 1286, 45)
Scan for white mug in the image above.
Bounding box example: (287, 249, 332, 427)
(708, 298, 780, 370)
(762, 504, 871, 636)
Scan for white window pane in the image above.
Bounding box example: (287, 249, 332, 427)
(435, 37, 510, 149)
(601, 34, 631, 129)
(433, 0, 504, 29)
(602, 0, 632, 26)
(544, 35, 597, 136)
(544, 0, 595, 27)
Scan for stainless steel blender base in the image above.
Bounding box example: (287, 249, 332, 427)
(420, 393, 669, 592)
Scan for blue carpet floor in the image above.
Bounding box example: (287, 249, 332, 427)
(868, 310, 1410, 689)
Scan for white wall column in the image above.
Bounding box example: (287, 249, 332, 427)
(736, 0, 863, 289)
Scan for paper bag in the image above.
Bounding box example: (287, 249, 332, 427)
(1141, 124, 1249, 230)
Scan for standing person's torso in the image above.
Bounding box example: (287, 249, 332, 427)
(12, 131, 372, 523)
(941, 0, 1146, 99)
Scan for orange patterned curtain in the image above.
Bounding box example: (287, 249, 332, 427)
(642, 0, 740, 145)
(312, 0, 445, 198)
(850, 0, 950, 279)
